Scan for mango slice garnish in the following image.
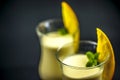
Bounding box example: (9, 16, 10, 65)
(96, 28, 115, 80)
(61, 1, 80, 52)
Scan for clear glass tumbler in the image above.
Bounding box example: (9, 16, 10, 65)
(56, 40, 109, 80)
(36, 19, 74, 79)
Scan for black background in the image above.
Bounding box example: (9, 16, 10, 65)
(0, 0, 120, 80)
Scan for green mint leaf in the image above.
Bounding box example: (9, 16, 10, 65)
(86, 60, 93, 67)
(86, 51, 99, 67)
(93, 60, 97, 66)
(86, 51, 94, 60)
(58, 28, 68, 35)
(94, 53, 99, 59)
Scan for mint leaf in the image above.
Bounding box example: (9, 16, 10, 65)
(86, 51, 94, 60)
(86, 60, 93, 67)
(58, 28, 68, 35)
(94, 52, 99, 59)
(93, 60, 97, 66)
(86, 51, 99, 67)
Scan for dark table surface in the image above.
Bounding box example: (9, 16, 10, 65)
(0, 0, 120, 80)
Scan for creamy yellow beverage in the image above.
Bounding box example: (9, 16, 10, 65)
(62, 54, 103, 80)
(38, 32, 74, 79)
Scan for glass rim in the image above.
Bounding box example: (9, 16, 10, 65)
(56, 40, 110, 70)
(36, 19, 62, 37)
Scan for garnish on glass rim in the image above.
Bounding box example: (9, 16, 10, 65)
(96, 28, 115, 80)
(58, 28, 68, 35)
(61, 1, 80, 52)
(86, 51, 99, 67)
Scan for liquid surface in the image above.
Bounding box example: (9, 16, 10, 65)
(62, 54, 103, 80)
(41, 32, 73, 48)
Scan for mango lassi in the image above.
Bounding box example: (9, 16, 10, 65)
(62, 54, 103, 80)
(38, 32, 74, 79)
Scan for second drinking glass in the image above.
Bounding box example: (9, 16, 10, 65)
(36, 19, 74, 79)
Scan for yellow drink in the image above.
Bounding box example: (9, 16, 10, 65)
(39, 32, 74, 79)
(62, 54, 103, 80)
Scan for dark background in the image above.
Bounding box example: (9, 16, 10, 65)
(0, 0, 120, 80)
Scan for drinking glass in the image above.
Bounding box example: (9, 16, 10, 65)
(56, 40, 109, 80)
(36, 19, 74, 79)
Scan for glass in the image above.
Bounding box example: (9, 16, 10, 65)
(36, 19, 74, 79)
(56, 40, 109, 80)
